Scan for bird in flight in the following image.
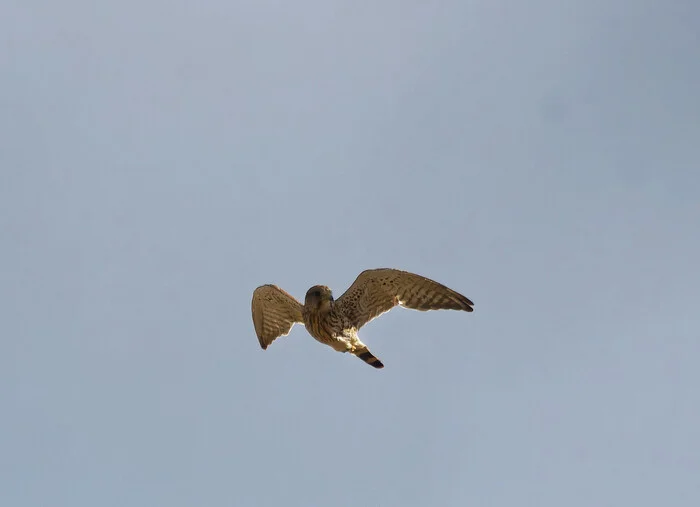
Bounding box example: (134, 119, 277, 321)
(251, 268, 474, 369)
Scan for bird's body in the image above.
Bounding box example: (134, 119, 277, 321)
(251, 268, 474, 369)
(301, 284, 385, 367)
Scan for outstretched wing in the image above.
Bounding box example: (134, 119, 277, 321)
(251, 284, 304, 349)
(335, 268, 474, 330)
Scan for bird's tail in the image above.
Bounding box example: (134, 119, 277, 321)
(354, 347, 384, 369)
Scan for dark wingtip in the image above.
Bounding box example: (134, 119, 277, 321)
(457, 293, 474, 311)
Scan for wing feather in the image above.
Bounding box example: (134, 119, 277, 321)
(251, 285, 304, 349)
(335, 268, 474, 330)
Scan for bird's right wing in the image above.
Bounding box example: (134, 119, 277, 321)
(251, 285, 304, 349)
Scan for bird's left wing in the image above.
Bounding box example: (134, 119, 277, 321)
(251, 284, 304, 349)
(335, 268, 474, 330)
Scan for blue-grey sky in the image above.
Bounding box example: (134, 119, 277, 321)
(2, 1, 699, 506)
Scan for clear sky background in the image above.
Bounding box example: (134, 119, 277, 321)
(2, 1, 699, 506)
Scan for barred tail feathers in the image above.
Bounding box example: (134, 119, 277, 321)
(355, 348, 384, 369)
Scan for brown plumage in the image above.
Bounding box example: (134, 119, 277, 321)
(251, 268, 474, 369)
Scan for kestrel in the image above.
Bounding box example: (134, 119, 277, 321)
(251, 268, 474, 369)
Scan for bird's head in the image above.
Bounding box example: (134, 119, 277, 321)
(305, 285, 334, 311)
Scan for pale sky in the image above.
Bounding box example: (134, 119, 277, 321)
(2, 1, 699, 506)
